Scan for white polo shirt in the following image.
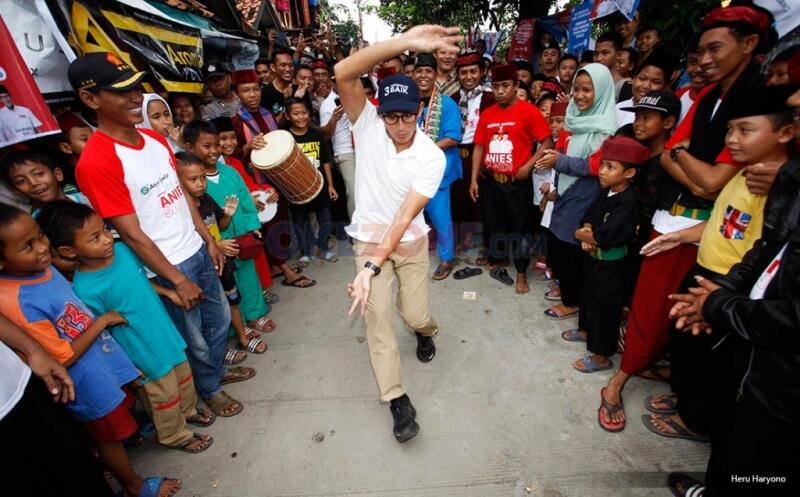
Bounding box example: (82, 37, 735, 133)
(0, 105, 42, 138)
(346, 102, 445, 243)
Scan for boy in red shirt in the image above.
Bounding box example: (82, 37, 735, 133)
(470, 64, 553, 294)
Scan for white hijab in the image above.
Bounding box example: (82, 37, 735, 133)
(140, 93, 182, 152)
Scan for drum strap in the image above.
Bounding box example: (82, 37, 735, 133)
(238, 107, 278, 140)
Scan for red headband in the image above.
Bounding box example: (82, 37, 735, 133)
(702, 6, 770, 35)
(376, 67, 397, 81)
(231, 69, 258, 86)
(541, 81, 564, 95)
(57, 112, 89, 135)
(456, 53, 482, 68)
(310, 60, 328, 70)
(601, 136, 650, 165)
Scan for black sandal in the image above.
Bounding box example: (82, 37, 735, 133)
(489, 267, 514, 286)
(453, 267, 483, 280)
(281, 275, 317, 288)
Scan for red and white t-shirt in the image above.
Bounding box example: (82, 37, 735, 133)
(474, 99, 550, 175)
(76, 129, 202, 265)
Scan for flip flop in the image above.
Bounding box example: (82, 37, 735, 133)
(561, 328, 586, 342)
(573, 354, 614, 373)
(186, 407, 216, 427)
(453, 267, 483, 280)
(263, 290, 280, 304)
(281, 275, 317, 288)
(489, 267, 514, 286)
(236, 336, 267, 354)
(645, 394, 677, 415)
(535, 268, 554, 283)
(432, 262, 454, 281)
(270, 266, 302, 279)
(205, 391, 243, 418)
(250, 316, 276, 333)
(544, 304, 579, 320)
(298, 256, 311, 268)
(598, 387, 625, 432)
(642, 414, 710, 442)
(220, 366, 256, 385)
(173, 432, 214, 454)
(223, 348, 246, 366)
(138, 477, 182, 497)
(544, 288, 561, 301)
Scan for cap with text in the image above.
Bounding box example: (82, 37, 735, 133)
(377, 74, 420, 114)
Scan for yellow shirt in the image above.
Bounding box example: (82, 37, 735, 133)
(697, 169, 766, 274)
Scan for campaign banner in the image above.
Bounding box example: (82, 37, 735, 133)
(756, 0, 800, 37)
(50, 0, 204, 93)
(591, 0, 640, 22)
(0, 16, 60, 148)
(203, 32, 259, 72)
(568, 0, 594, 55)
(508, 19, 536, 63)
(5, 0, 73, 104)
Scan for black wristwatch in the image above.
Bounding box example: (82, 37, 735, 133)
(670, 146, 686, 161)
(364, 261, 381, 276)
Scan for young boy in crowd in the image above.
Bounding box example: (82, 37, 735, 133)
(1, 151, 90, 214)
(285, 97, 339, 265)
(568, 137, 647, 375)
(176, 151, 269, 362)
(210, 115, 277, 303)
(56, 112, 93, 190)
(38, 201, 216, 452)
(675, 34, 710, 127)
(0, 205, 182, 497)
(615, 46, 677, 128)
(638, 85, 795, 445)
(182, 121, 275, 336)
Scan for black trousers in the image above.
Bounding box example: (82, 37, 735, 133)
(670, 263, 721, 434)
(580, 298, 623, 357)
(705, 393, 800, 496)
(0, 377, 115, 496)
(547, 235, 584, 307)
(484, 177, 533, 273)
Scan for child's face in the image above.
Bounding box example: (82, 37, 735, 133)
(615, 51, 634, 78)
(538, 98, 553, 119)
(558, 59, 577, 85)
(548, 115, 565, 138)
(171, 96, 196, 125)
(287, 103, 310, 129)
(235, 82, 262, 111)
(146, 100, 174, 138)
(516, 88, 530, 102)
(0, 213, 51, 276)
(218, 130, 238, 157)
(767, 61, 790, 86)
(63, 126, 93, 156)
(68, 213, 114, 263)
(7, 161, 64, 204)
(633, 109, 671, 142)
(179, 162, 208, 199)
(529, 80, 543, 100)
(726, 115, 793, 164)
(636, 30, 660, 54)
(632, 65, 667, 103)
(187, 132, 221, 168)
(517, 70, 533, 86)
(593, 42, 617, 69)
(686, 53, 708, 91)
(573, 72, 595, 111)
(598, 159, 634, 189)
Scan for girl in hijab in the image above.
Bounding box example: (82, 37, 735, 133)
(140, 93, 183, 152)
(534, 63, 617, 320)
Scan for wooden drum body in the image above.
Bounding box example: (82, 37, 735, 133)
(250, 130, 323, 205)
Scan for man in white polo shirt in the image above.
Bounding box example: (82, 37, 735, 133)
(69, 52, 251, 418)
(335, 24, 462, 443)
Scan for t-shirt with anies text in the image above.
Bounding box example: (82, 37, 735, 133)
(76, 128, 202, 266)
(473, 99, 550, 175)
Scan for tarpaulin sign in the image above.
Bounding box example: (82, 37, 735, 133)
(568, 0, 594, 55)
(508, 19, 536, 63)
(591, 0, 640, 22)
(0, 16, 60, 148)
(52, 0, 203, 93)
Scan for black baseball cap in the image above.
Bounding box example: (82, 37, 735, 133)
(202, 60, 229, 79)
(620, 90, 681, 118)
(68, 52, 146, 92)
(414, 53, 437, 71)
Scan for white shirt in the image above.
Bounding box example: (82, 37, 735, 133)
(615, 98, 635, 128)
(320, 91, 354, 155)
(677, 89, 695, 128)
(0, 340, 31, 421)
(0, 105, 42, 138)
(346, 102, 445, 243)
(459, 90, 486, 144)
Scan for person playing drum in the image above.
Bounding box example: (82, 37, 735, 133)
(335, 25, 462, 443)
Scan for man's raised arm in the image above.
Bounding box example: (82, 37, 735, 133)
(334, 25, 462, 124)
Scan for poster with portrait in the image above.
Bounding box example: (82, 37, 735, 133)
(590, 0, 640, 22)
(0, 16, 60, 149)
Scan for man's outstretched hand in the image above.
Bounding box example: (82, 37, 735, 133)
(402, 25, 463, 54)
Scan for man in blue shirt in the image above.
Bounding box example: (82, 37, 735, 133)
(414, 53, 462, 280)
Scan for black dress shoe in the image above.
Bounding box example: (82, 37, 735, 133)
(415, 332, 435, 362)
(389, 394, 419, 443)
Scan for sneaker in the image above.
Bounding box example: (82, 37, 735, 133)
(667, 472, 705, 497)
(415, 332, 435, 362)
(389, 394, 419, 443)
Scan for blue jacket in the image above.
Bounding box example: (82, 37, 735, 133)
(419, 95, 462, 189)
(550, 155, 600, 245)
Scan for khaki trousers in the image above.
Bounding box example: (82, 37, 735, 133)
(138, 361, 197, 446)
(335, 153, 356, 218)
(354, 236, 438, 402)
